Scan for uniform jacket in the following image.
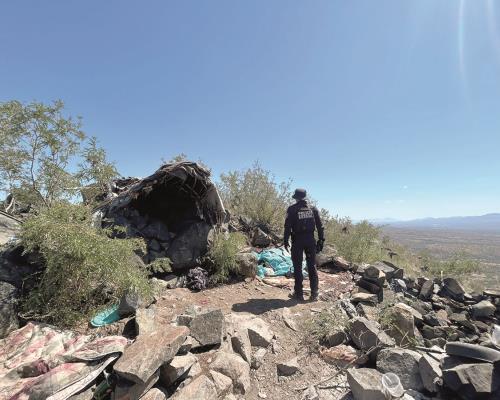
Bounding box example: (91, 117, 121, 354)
(283, 200, 325, 244)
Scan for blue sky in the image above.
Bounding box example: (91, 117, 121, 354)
(1, 1, 499, 220)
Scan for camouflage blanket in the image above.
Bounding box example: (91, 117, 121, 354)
(0, 322, 127, 400)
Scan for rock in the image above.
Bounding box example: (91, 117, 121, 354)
(301, 385, 319, 400)
(346, 368, 385, 400)
(351, 292, 378, 305)
(441, 278, 466, 302)
(423, 311, 448, 327)
(143, 220, 170, 242)
(252, 348, 267, 369)
(363, 265, 386, 285)
(166, 222, 212, 270)
(179, 308, 225, 346)
(356, 303, 378, 320)
(418, 353, 442, 393)
(421, 325, 447, 340)
(178, 336, 199, 355)
(134, 308, 157, 335)
(376, 348, 424, 391)
(113, 370, 159, 400)
(113, 325, 189, 384)
(348, 317, 395, 351)
(140, 388, 167, 400)
(315, 245, 338, 267)
(209, 370, 233, 395)
(419, 280, 434, 300)
(244, 317, 273, 347)
(442, 362, 500, 400)
(471, 300, 496, 319)
(170, 375, 217, 400)
(277, 357, 300, 376)
(333, 255, 350, 270)
(235, 252, 257, 278)
(160, 353, 198, 386)
(231, 328, 252, 364)
(0, 281, 18, 338)
(449, 312, 477, 332)
(252, 227, 272, 247)
(210, 352, 251, 394)
(386, 303, 416, 346)
(118, 290, 151, 317)
(282, 308, 298, 331)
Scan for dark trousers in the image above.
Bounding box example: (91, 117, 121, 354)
(291, 239, 318, 296)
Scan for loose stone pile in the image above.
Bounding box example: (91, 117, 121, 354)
(321, 260, 500, 400)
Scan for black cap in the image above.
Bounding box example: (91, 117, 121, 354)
(292, 188, 307, 200)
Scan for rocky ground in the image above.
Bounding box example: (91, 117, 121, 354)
(3, 250, 499, 400)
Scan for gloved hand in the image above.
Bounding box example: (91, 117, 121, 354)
(284, 242, 290, 252)
(316, 239, 325, 253)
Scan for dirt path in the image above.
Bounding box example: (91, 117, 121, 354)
(151, 270, 355, 400)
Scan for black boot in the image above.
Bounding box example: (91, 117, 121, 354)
(310, 292, 319, 302)
(289, 292, 305, 302)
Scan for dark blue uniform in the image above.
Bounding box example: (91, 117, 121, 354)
(283, 200, 325, 297)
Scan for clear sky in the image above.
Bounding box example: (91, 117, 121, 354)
(1, 1, 499, 220)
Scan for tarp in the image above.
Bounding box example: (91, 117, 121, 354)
(254, 248, 308, 278)
(0, 322, 127, 400)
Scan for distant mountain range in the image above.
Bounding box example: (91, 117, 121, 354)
(372, 213, 500, 232)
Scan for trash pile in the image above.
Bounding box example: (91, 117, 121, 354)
(318, 259, 500, 400)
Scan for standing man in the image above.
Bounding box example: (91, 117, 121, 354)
(283, 188, 325, 301)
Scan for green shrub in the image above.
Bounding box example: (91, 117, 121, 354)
(20, 202, 152, 326)
(218, 162, 292, 231)
(421, 251, 479, 280)
(208, 231, 246, 283)
(323, 216, 384, 264)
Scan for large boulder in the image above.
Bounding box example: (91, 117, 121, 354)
(385, 303, 417, 346)
(166, 222, 212, 270)
(376, 348, 424, 392)
(315, 245, 338, 268)
(418, 353, 442, 393)
(170, 375, 217, 400)
(113, 325, 189, 384)
(178, 308, 225, 347)
(210, 352, 251, 394)
(442, 362, 500, 400)
(441, 277, 466, 302)
(0, 281, 18, 338)
(346, 368, 386, 400)
(348, 317, 395, 351)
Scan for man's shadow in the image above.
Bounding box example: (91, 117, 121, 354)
(231, 298, 300, 315)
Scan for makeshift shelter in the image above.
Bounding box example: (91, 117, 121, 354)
(95, 162, 226, 270)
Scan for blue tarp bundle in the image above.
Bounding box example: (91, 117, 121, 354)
(254, 247, 308, 278)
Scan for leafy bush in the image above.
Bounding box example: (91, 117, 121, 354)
(323, 215, 384, 264)
(421, 251, 479, 279)
(218, 162, 292, 231)
(208, 231, 246, 283)
(20, 203, 152, 326)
